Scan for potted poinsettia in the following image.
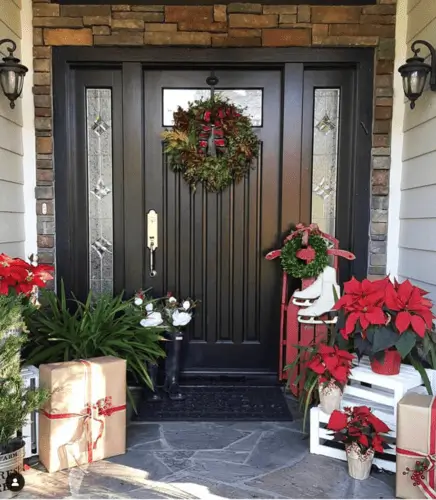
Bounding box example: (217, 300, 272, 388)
(334, 277, 435, 378)
(285, 340, 355, 428)
(327, 406, 391, 480)
(307, 345, 355, 414)
(0, 253, 53, 491)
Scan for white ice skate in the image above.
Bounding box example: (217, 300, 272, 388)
(292, 266, 336, 307)
(297, 279, 340, 325)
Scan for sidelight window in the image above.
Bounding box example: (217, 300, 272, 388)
(86, 88, 114, 295)
(311, 88, 340, 237)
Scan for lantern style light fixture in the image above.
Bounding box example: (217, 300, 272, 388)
(398, 40, 436, 110)
(0, 39, 28, 109)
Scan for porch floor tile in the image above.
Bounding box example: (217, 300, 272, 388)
(20, 419, 395, 499)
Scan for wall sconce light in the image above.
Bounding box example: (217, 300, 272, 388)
(398, 40, 436, 109)
(0, 39, 28, 109)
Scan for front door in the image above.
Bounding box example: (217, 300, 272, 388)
(142, 70, 282, 373)
(55, 50, 373, 377)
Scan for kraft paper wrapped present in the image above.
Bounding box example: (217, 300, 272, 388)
(39, 356, 126, 473)
(397, 393, 436, 499)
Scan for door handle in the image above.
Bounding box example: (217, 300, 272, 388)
(147, 210, 158, 278)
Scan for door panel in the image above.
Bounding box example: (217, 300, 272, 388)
(143, 70, 282, 373)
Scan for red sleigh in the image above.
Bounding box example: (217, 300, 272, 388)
(266, 226, 354, 396)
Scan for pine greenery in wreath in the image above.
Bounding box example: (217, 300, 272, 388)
(280, 234, 329, 279)
(162, 95, 259, 193)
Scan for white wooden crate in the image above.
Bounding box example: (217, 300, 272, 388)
(19, 366, 39, 459)
(310, 406, 397, 472)
(344, 357, 423, 421)
(309, 357, 424, 473)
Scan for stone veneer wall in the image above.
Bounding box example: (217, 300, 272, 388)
(32, 0, 395, 280)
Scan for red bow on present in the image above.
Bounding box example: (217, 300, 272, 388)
(397, 397, 436, 499)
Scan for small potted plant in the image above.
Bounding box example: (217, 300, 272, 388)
(307, 345, 355, 414)
(334, 277, 435, 377)
(0, 320, 50, 497)
(327, 406, 391, 480)
(285, 335, 354, 428)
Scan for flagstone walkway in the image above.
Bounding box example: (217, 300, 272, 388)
(21, 416, 395, 499)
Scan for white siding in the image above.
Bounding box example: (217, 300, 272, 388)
(396, 0, 436, 298)
(0, 0, 27, 257)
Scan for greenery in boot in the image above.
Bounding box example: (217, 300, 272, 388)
(0, 295, 50, 454)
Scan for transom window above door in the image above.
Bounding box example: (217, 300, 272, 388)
(162, 88, 263, 127)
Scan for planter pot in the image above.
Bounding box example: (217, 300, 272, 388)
(0, 441, 25, 499)
(126, 386, 143, 422)
(346, 444, 374, 480)
(370, 350, 401, 376)
(318, 383, 342, 414)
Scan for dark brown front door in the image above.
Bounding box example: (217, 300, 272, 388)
(55, 48, 374, 378)
(143, 70, 283, 373)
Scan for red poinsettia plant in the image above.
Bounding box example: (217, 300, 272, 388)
(285, 336, 355, 429)
(0, 253, 54, 297)
(334, 276, 435, 364)
(307, 344, 355, 391)
(327, 406, 391, 456)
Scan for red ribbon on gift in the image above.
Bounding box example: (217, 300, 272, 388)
(397, 397, 436, 499)
(40, 360, 126, 464)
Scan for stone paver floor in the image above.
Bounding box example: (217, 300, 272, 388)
(21, 419, 395, 499)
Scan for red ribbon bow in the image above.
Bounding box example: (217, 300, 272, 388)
(397, 397, 436, 499)
(198, 110, 226, 155)
(285, 223, 321, 246)
(265, 223, 356, 262)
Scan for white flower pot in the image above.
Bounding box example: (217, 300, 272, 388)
(346, 444, 374, 480)
(318, 383, 342, 414)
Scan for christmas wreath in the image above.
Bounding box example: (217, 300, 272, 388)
(162, 95, 259, 193)
(280, 234, 329, 279)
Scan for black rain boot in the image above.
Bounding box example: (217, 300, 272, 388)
(164, 332, 186, 401)
(146, 362, 162, 402)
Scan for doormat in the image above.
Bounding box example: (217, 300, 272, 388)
(135, 386, 293, 422)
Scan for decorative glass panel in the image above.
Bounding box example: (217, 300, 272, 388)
(162, 88, 263, 127)
(311, 89, 340, 237)
(86, 89, 113, 296)
(217, 89, 263, 126)
(163, 89, 210, 126)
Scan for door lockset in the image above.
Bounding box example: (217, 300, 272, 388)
(147, 210, 158, 277)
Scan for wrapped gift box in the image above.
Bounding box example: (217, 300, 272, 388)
(39, 356, 126, 473)
(397, 393, 436, 499)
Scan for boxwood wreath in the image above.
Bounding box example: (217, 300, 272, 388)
(280, 234, 329, 279)
(162, 95, 259, 193)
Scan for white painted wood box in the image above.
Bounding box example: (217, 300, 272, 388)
(310, 357, 424, 473)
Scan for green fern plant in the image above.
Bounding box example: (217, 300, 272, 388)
(24, 283, 166, 389)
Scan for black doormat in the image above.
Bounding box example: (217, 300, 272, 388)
(135, 386, 293, 422)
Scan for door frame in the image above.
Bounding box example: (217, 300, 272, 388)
(52, 46, 374, 296)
